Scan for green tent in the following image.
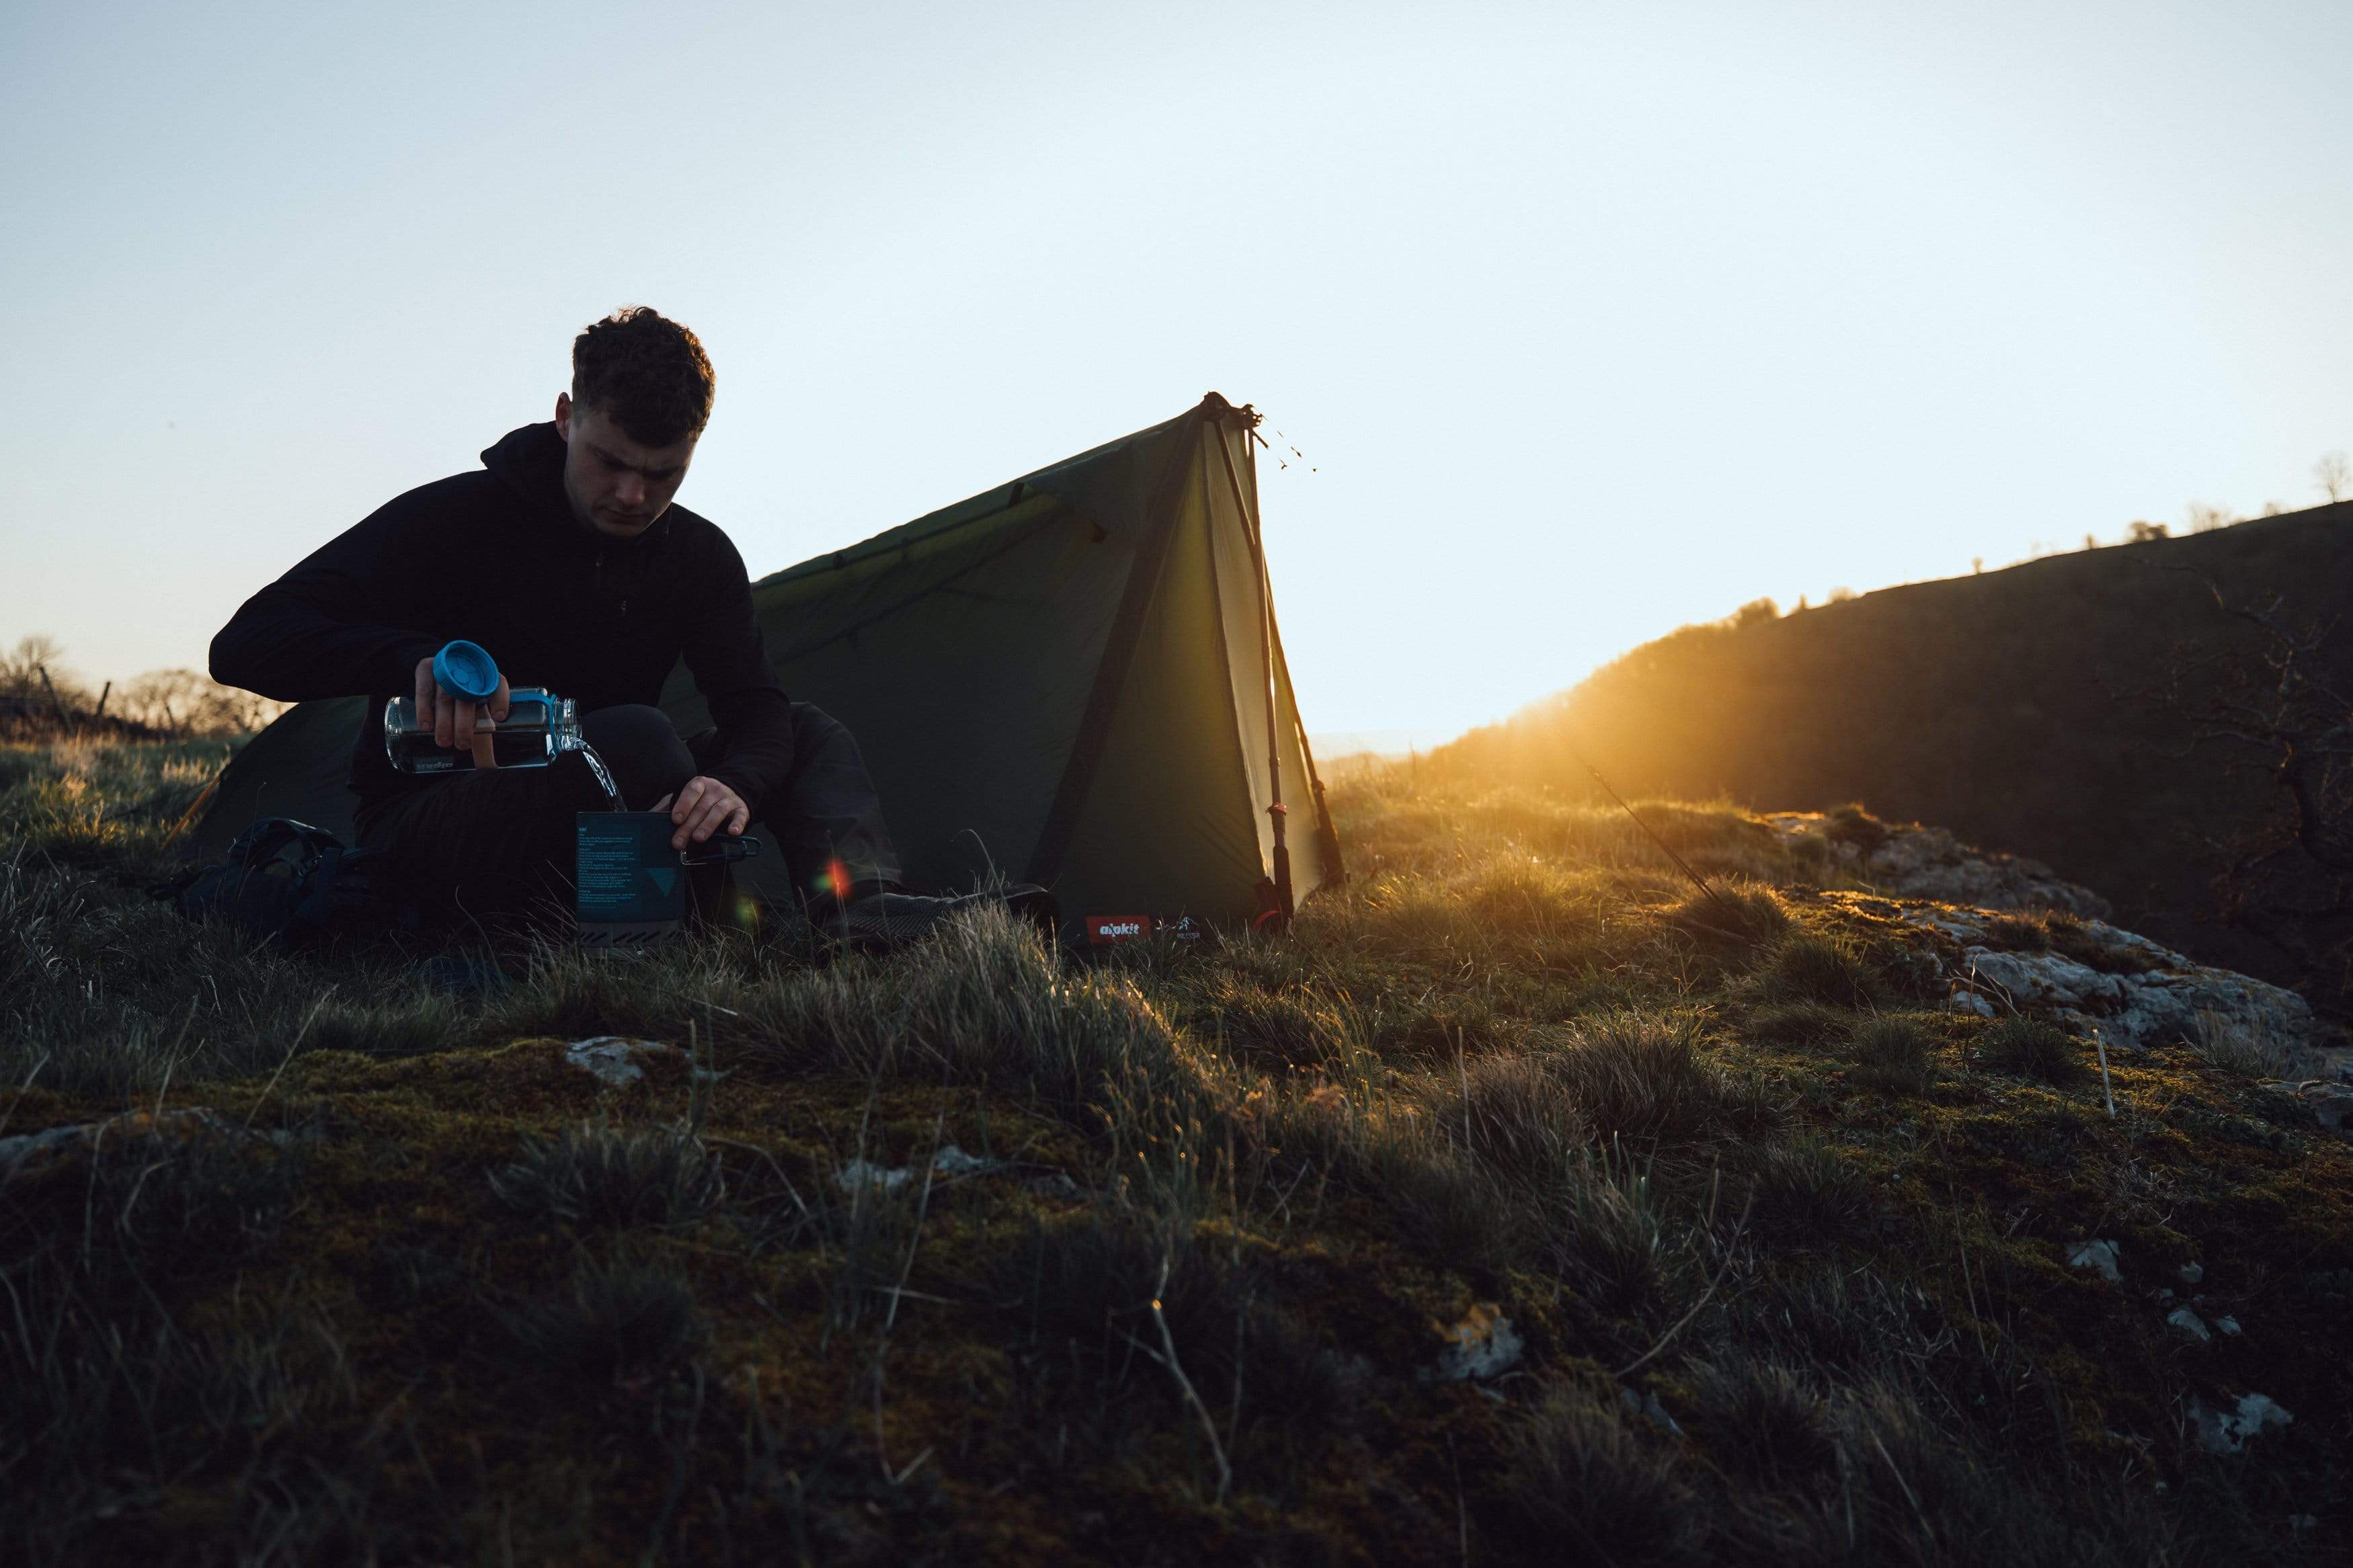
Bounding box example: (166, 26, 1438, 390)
(189, 393, 1343, 939)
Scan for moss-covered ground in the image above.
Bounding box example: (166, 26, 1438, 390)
(3, 739, 2347, 1563)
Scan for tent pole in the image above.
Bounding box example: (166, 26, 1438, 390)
(1238, 426, 1345, 888)
(1267, 602, 1345, 886)
(1211, 428, 1291, 924)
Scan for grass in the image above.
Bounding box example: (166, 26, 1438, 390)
(1847, 1012, 1940, 1096)
(500, 1251, 704, 1383)
(1755, 929, 1892, 1009)
(1499, 1382, 1695, 1561)
(1979, 1014, 2087, 1084)
(0, 739, 2346, 1562)
(489, 1118, 725, 1231)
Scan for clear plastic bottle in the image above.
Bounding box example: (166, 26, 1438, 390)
(386, 688, 625, 809)
(382, 688, 579, 774)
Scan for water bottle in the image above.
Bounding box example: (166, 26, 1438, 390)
(381, 687, 580, 773)
(382, 641, 621, 809)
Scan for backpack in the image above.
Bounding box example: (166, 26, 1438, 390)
(153, 818, 419, 951)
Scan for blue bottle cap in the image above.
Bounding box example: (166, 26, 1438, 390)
(432, 640, 501, 700)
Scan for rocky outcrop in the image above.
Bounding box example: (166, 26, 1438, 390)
(563, 1036, 675, 1087)
(2191, 1393, 2293, 1455)
(1765, 812, 2111, 917)
(1894, 903, 2321, 1069)
(0, 1105, 309, 1180)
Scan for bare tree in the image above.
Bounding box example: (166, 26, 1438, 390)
(2317, 450, 2351, 505)
(2158, 583, 2353, 1016)
(2182, 501, 2239, 534)
(0, 634, 94, 714)
(2, 634, 68, 699)
(119, 669, 286, 736)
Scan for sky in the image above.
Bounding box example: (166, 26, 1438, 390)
(4, 0, 2349, 745)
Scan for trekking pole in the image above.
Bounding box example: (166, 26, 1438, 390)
(1564, 733, 1745, 921)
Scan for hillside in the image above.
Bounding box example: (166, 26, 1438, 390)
(1430, 505, 2353, 1009)
(3, 738, 2348, 1562)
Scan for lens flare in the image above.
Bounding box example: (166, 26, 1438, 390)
(811, 856, 852, 901)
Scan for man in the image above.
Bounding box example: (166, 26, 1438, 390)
(211, 306, 978, 940)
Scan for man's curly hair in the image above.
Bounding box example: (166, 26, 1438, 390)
(571, 306, 715, 446)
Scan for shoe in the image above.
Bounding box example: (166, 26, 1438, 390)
(808, 882, 1059, 951)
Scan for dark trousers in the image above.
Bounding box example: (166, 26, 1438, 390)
(355, 702, 900, 929)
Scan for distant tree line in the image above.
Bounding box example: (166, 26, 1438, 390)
(2111, 450, 2350, 548)
(1792, 450, 2353, 607)
(0, 634, 286, 738)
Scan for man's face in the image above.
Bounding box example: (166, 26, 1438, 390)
(555, 392, 700, 539)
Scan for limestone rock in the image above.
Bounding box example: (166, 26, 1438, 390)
(1897, 907, 2315, 1060)
(2298, 1081, 2353, 1133)
(1620, 1386, 1684, 1434)
(564, 1036, 674, 1087)
(2167, 1307, 2213, 1344)
(2067, 1240, 2123, 1282)
(1764, 813, 2110, 916)
(832, 1145, 1043, 1193)
(0, 1106, 294, 1181)
(1769, 812, 2326, 1062)
(2191, 1393, 2292, 1454)
(834, 1158, 913, 1194)
(930, 1145, 1000, 1178)
(1427, 1302, 1523, 1381)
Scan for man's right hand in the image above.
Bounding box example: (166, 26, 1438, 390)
(413, 655, 512, 749)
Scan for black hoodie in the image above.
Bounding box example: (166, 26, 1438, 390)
(210, 423, 794, 815)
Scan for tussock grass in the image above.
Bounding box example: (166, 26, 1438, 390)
(1744, 998, 1854, 1050)
(500, 1251, 701, 1383)
(1982, 911, 2056, 950)
(992, 1206, 1364, 1439)
(1663, 879, 1790, 948)
(489, 1118, 723, 1231)
(1548, 1151, 1691, 1317)
(1548, 1012, 1779, 1150)
(1177, 979, 1355, 1073)
(2186, 1007, 2300, 1079)
(0, 1106, 355, 1562)
(1823, 800, 1892, 857)
(1353, 857, 1626, 971)
(1755, 929, 1891, 1009)
(0, 740, 2340, 1563)
(1444, 1048, 1593, 1168)
(1847, 1012, 1940, 1096)
(1979, 1015, 2085, 1084)
(744, 906, 1242, 1136)
(1985, 907, 2138, 974)
(1500, 1382, 1696, 1563)
(1679, 1354, 1834, 1482)
(1736, 1135, 1870, 1243)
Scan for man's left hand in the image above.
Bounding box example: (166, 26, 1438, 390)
(652, 776, 750, 850)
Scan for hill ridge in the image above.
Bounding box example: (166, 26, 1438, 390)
(1430, 502, 2353, 1007)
